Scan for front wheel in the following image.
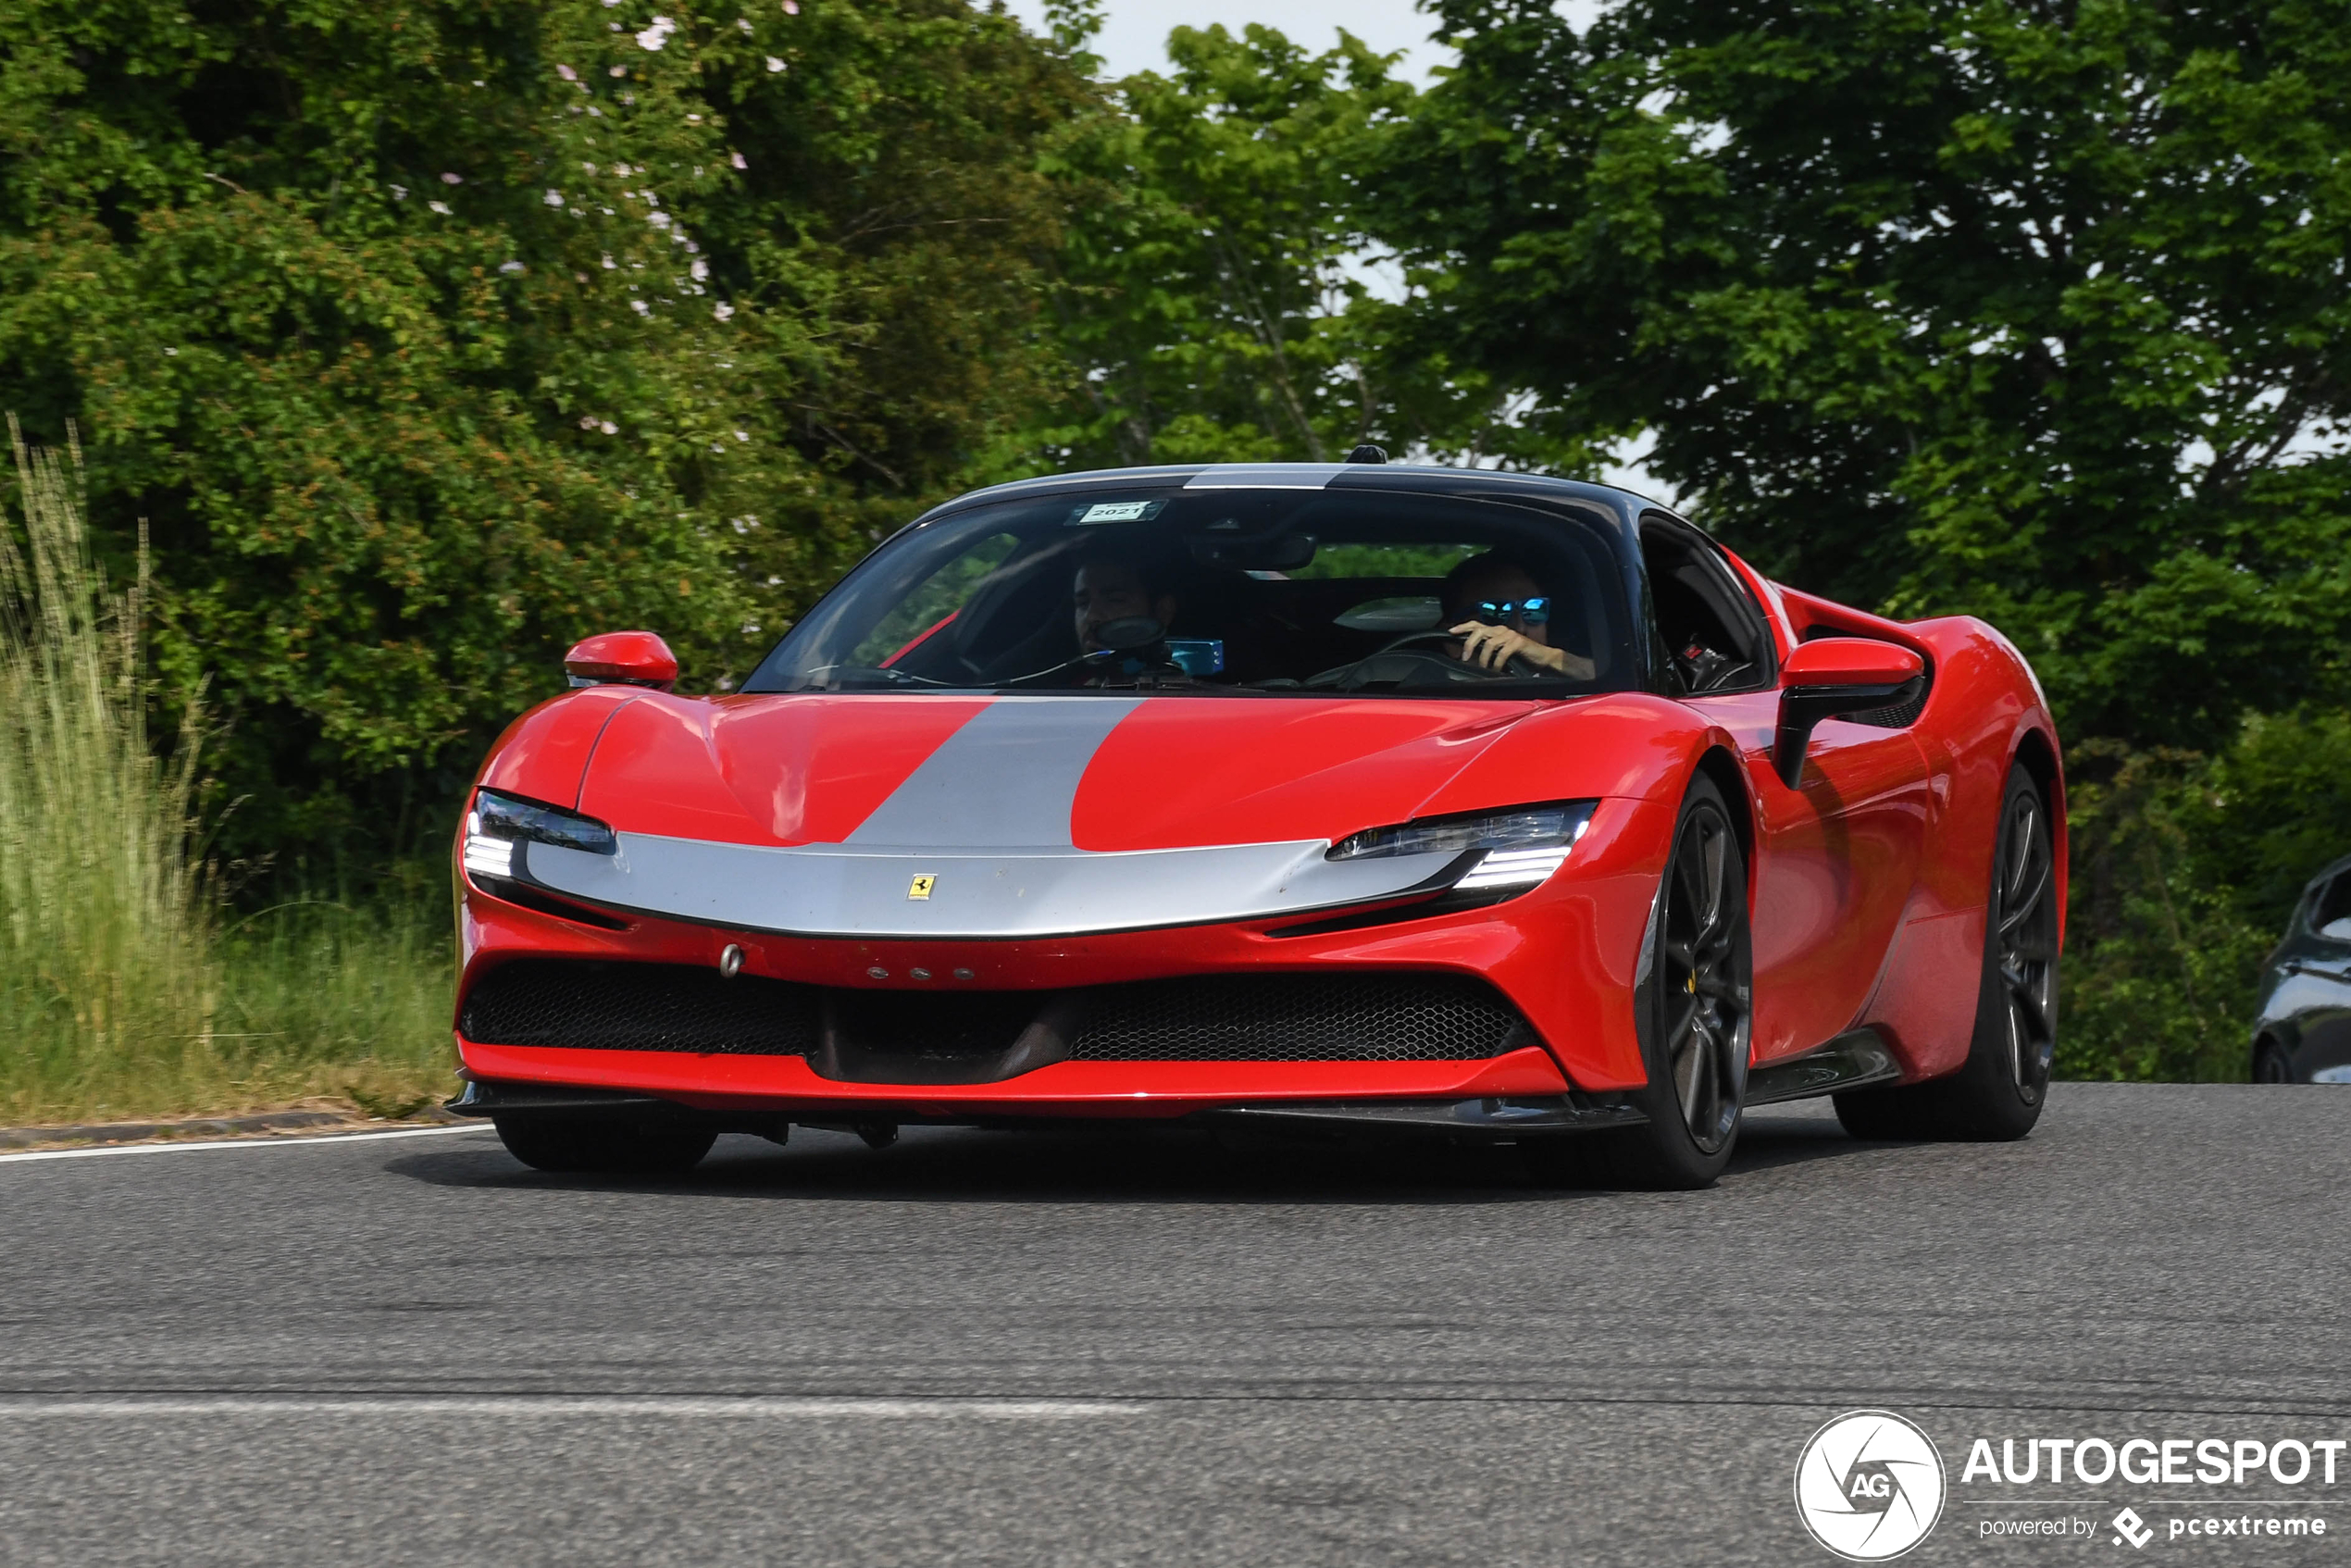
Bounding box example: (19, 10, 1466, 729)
(1528, 773, 1752, 1190)
(1835, 763, 2058, 1140)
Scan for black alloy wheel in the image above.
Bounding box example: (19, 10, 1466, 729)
(1992, 781, 2060, 1102)
(2253, 1041, 2294, 1084)
(1528, 773, 1751, 1190)
(1836, 764, 2059, 1140)
(1660, 784, 1749, 1157)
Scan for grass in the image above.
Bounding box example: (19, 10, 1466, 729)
(0, 421, 454, 1126)
(206, 897, 456, 1122)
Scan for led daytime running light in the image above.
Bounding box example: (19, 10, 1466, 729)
(464, 789, 617, 886)
(1326, 802, 1597, 893)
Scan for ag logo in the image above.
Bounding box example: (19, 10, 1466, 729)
(1794, 1410, 1946, 1561)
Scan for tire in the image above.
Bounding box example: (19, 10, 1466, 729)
(492, 1114, 717, 1175)
(2253, 1040, 2294, 1084)
(1835, 764, 2059, 1140)
(1528, 773, 1751, 1190)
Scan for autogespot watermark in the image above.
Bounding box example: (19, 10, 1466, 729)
(1796, 1411, 1948, 1561)
(1796, 1413, 2344, 1557)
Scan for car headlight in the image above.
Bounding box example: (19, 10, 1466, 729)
(464, 788, 617, 883)
(1326, 802, 1598, 891)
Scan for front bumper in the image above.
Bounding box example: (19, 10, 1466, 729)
(451, 794, 1676, 1108)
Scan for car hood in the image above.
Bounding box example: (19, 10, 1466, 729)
(562, 691, 1660, 853)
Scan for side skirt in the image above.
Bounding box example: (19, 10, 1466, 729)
(1744, 1029, 1901, 1108)
(1198, 1094, 1647, 1139)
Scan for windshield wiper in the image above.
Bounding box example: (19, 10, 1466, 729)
(808, 665, 957, 691)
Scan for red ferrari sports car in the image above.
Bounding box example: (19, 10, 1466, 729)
(447, 459, 2064, 1188)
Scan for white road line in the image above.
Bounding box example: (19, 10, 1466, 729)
(1, 1398, 1142, 1419)
(0, 1124, 491, 1164)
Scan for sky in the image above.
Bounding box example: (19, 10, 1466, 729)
(997, 2, 1611, 82)
(998, 0, 1454, 82)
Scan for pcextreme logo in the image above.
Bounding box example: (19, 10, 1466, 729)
(1795, 1410, 1948, 1561)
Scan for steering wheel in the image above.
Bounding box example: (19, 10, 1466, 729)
(1379, 628, 1549, 678)
(1673, 639, 1756, 694)
(1307, 629, 1537, 691)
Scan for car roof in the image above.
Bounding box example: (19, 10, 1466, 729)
(927, 462, 1675, 535)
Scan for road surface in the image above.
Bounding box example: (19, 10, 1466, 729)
(2, 1084, 2345, 1564)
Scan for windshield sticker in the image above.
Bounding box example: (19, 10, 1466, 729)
(1068, 499, 1165, 526)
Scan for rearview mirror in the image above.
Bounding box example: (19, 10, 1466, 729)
(1772, 638, 1925, 788)
(1188, 532, 1317, 572)
(564, 630, 679, 691)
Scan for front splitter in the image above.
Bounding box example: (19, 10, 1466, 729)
(454, 1040, 1573, 1118)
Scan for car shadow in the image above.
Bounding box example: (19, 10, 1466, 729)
(388, 1105, 1884, 1204)
(1731, 1109, 1892, 1173)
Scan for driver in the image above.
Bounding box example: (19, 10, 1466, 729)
(1073, 553, 1180, 653)
(1441, 554, 1596, 679)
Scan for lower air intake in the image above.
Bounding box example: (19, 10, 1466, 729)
(461, 960, 821, 1055)
(458, 963, 1527, 1065)
(1067, 972, 1524, 1063)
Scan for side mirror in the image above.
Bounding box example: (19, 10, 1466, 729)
(564, 630, 678, 691)
(1772, 638, 1925, 788)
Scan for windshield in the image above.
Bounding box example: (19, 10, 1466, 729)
(742, 484, 1639, 698)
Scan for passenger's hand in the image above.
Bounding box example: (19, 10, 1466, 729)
(1448, 621, 1594, 679)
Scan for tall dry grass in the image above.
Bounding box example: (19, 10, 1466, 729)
(0, 420, 219, 1117)
(0, 421, 454, 1123)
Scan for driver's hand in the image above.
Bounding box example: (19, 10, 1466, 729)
(1448, 622, 1594, 679)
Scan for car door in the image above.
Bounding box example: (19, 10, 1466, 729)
(2284, 874, 2351, 1079)
(1639, 518, 1931, 1063)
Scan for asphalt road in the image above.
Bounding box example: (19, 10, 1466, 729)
(3, 1084, 2348, 1567)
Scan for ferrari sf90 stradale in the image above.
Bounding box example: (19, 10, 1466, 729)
(448, 458, 2063, 1188)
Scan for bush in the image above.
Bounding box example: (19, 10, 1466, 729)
(0, 425, 452, 1123)
(2059, 743, 2270, 1082)
(2059, 714, 2351, 1083)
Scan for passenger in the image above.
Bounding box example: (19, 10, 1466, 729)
(1442, 554, 1597, 679)
(1073, 553, 1181, 653)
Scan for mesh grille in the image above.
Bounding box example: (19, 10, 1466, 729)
(462, 960, 820, 1055)
(460, 963, 1525, 1064)
(1850, 685, 1928, 728)
(1068, 973, 1523, 1062)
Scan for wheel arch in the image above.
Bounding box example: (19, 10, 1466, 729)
(2251, 1027, 2297, 1082)
(2008, 724, 2068, 952)
(1690, 744, 1755, 888)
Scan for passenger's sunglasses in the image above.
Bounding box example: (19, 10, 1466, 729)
(1474, 597, 1551, 627)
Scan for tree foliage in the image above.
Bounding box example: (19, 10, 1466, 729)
(0, 0, 1089, 857)
(1038, 22, 1537, 468)
(1382, 0, 2351, 753)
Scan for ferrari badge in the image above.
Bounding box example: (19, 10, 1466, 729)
(907, 874, 936, 901)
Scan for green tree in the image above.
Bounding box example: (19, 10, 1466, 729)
(1380, 0, 2351, 752)
(1038, 20, 1531, 467)
(0, 0, 1088, 865)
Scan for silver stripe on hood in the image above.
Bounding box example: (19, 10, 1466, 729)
(845, 697, 1140, 849)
